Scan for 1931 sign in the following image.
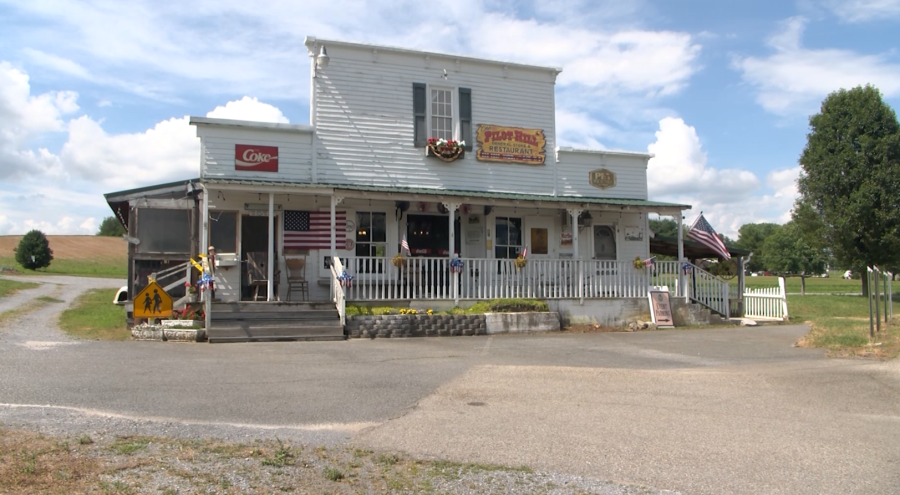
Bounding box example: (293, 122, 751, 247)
(476, 125, 546, 165)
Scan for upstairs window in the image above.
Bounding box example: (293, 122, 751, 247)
(414, 84, 471, 150)
(431, 88, 453, 140)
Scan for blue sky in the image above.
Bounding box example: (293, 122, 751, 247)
(1, 0, 899, 237)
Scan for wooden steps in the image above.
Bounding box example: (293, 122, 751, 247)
(208, 301, 344, 343)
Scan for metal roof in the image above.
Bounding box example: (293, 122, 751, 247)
(203, 178, 691, 211)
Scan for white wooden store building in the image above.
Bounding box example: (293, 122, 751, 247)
(105, 37, 733, 340)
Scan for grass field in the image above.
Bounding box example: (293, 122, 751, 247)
(58, 289, 128, 340)
(0, 279, 39, 298)
(0, 235, 127, 278)
(743, 275, 867, 293)
(790, 294, 898, 358)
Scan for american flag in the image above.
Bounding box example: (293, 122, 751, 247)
(283, 211, 346, 249)
(401, 234, 410, 255)
(687, 213, 731, 260)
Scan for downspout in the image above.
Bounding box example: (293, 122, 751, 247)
(310, 47, 318, 184)
(200, 184, 211, 331)
(267, 193, 275, 301)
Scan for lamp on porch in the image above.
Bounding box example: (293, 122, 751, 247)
(578, 211, 593, 230)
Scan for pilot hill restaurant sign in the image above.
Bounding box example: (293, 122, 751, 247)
(476, 125, 546, 165)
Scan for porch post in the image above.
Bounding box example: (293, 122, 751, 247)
(267, 193, 275, 301)
(444, 202, 461, 304)
(676, 211, 686, 301)
(567, 208, 583, 304)
(201, 185, 211, 330)
(330, 195, 337, 259)
(567, 208, 583, 259)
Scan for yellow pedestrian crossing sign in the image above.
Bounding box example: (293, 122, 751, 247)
(134, 281, 173, 318)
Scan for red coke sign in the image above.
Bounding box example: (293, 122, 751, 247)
(235, 144, 278, 172)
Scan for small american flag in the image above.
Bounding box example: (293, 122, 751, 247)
(687, 213, 731, 260)
(284, 211, 346, 249)
(520, 247, 527, 259)
(644, 256, 656, 269)
(401, 234, 410, 256)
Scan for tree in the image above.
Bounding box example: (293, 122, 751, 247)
(97, 216, 126, 237)
(15, 230, 54, 270)
(736, 223, 781, 273)
(762, 222, 827, 295)
(798, 85, 900, 294)
(648, 218, 679, 238)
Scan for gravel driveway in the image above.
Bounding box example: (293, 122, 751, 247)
(1, 275, 898, 494)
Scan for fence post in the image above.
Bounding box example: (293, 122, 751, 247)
(778, 277, 789, 321)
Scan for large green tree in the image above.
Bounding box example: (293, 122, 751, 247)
(797, 85, 900, 293)
(97, 216, 126, 237)
(762, 221, 827, 295)
(736, 222, 781, 272)
(15, 230, 54, 270)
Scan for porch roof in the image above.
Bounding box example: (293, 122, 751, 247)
(203, 178, 691, 214)
(650, 234, 751, 260)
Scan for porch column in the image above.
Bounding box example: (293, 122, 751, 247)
(444, 202, 461, 304)
(267, 193, 274, 301)
(330, 195, 344, 260)
(676, 211, 686, 301)
(201, 185, 211, 330)
(567, 208, 584, 304)
(567, 208, 583, 259)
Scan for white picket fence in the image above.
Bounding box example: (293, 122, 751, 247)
(744, 277, 788, 320)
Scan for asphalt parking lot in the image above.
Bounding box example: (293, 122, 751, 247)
(1, 275, 898, 494)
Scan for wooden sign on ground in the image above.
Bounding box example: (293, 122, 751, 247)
(648, 286, 675, 328)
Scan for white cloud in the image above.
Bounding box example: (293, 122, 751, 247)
(206, 96, 289, 123)
(822, 0, 900, 22)
(647, 117, 759, 203)
(469, 14, 701, 97)
(733, 17, 900, 115)
(0, 60, 293, 232)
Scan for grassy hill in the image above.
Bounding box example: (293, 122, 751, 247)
(0, 236, 127, 278)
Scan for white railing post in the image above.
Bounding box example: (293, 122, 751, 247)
(778, 277, 788, 320)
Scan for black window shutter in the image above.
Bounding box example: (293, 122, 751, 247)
(413, 83, 426, 147)
(459, 87, 472, 151)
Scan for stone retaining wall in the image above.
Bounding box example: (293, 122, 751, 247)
(346, 314, 486, 338)
(132, 322, 206, 342)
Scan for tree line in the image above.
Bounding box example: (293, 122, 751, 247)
(652, 85, 900, 294)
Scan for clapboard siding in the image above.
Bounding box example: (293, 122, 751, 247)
(198, 126, 313, 182)
(556, 150, 649, 200)
(313, 44, 559, 195)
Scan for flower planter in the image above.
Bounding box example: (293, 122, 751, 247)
(426, 138, 464, 163)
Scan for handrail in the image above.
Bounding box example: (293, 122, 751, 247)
(330, 256, 346, 327)
(149, 261, 193, 309)
(685, 262, 730, 316)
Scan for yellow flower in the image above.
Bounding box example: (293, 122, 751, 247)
(427, 309, 433, 315)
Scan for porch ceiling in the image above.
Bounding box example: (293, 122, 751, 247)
(650, 234, 751, 260)
(202, 179, 691, 214)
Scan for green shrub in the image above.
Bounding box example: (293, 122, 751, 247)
(15, 230, 53, 270)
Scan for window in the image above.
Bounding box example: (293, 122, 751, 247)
(209, 211, 237, 253)
(431, 88, 453, 140)
(413, 84, 472, 149)
(495, 217, 522, 259)
(356, 212, 386, 273)
(137, 209, 191, 254)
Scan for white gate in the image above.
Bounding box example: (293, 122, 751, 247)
(744, 277, 788, 320)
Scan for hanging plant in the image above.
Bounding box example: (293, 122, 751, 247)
(515, 255, 528, 269)
(392, 253, 407, 268)
(633, 256, 645, 271)
(426, 138, 465, 162)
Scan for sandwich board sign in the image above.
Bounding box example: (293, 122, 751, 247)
(134, 281, 173, 318)
(648, 286, 674, 328)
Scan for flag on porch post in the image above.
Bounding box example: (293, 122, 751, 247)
(687, 213, 731, 260)
(401, 234, 411, 256)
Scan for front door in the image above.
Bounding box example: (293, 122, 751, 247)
(593, 225, 617, 260)
(241, 215, 278, 300)
(526, 217, 554, 259)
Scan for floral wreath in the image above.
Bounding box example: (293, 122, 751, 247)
(427, 138, 465, 162)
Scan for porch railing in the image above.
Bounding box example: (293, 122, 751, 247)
(743, 277, 788, 320)
(685, 262, 730, 316)
(149, 261, 193, 310)
(339, 257, 694, 303)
